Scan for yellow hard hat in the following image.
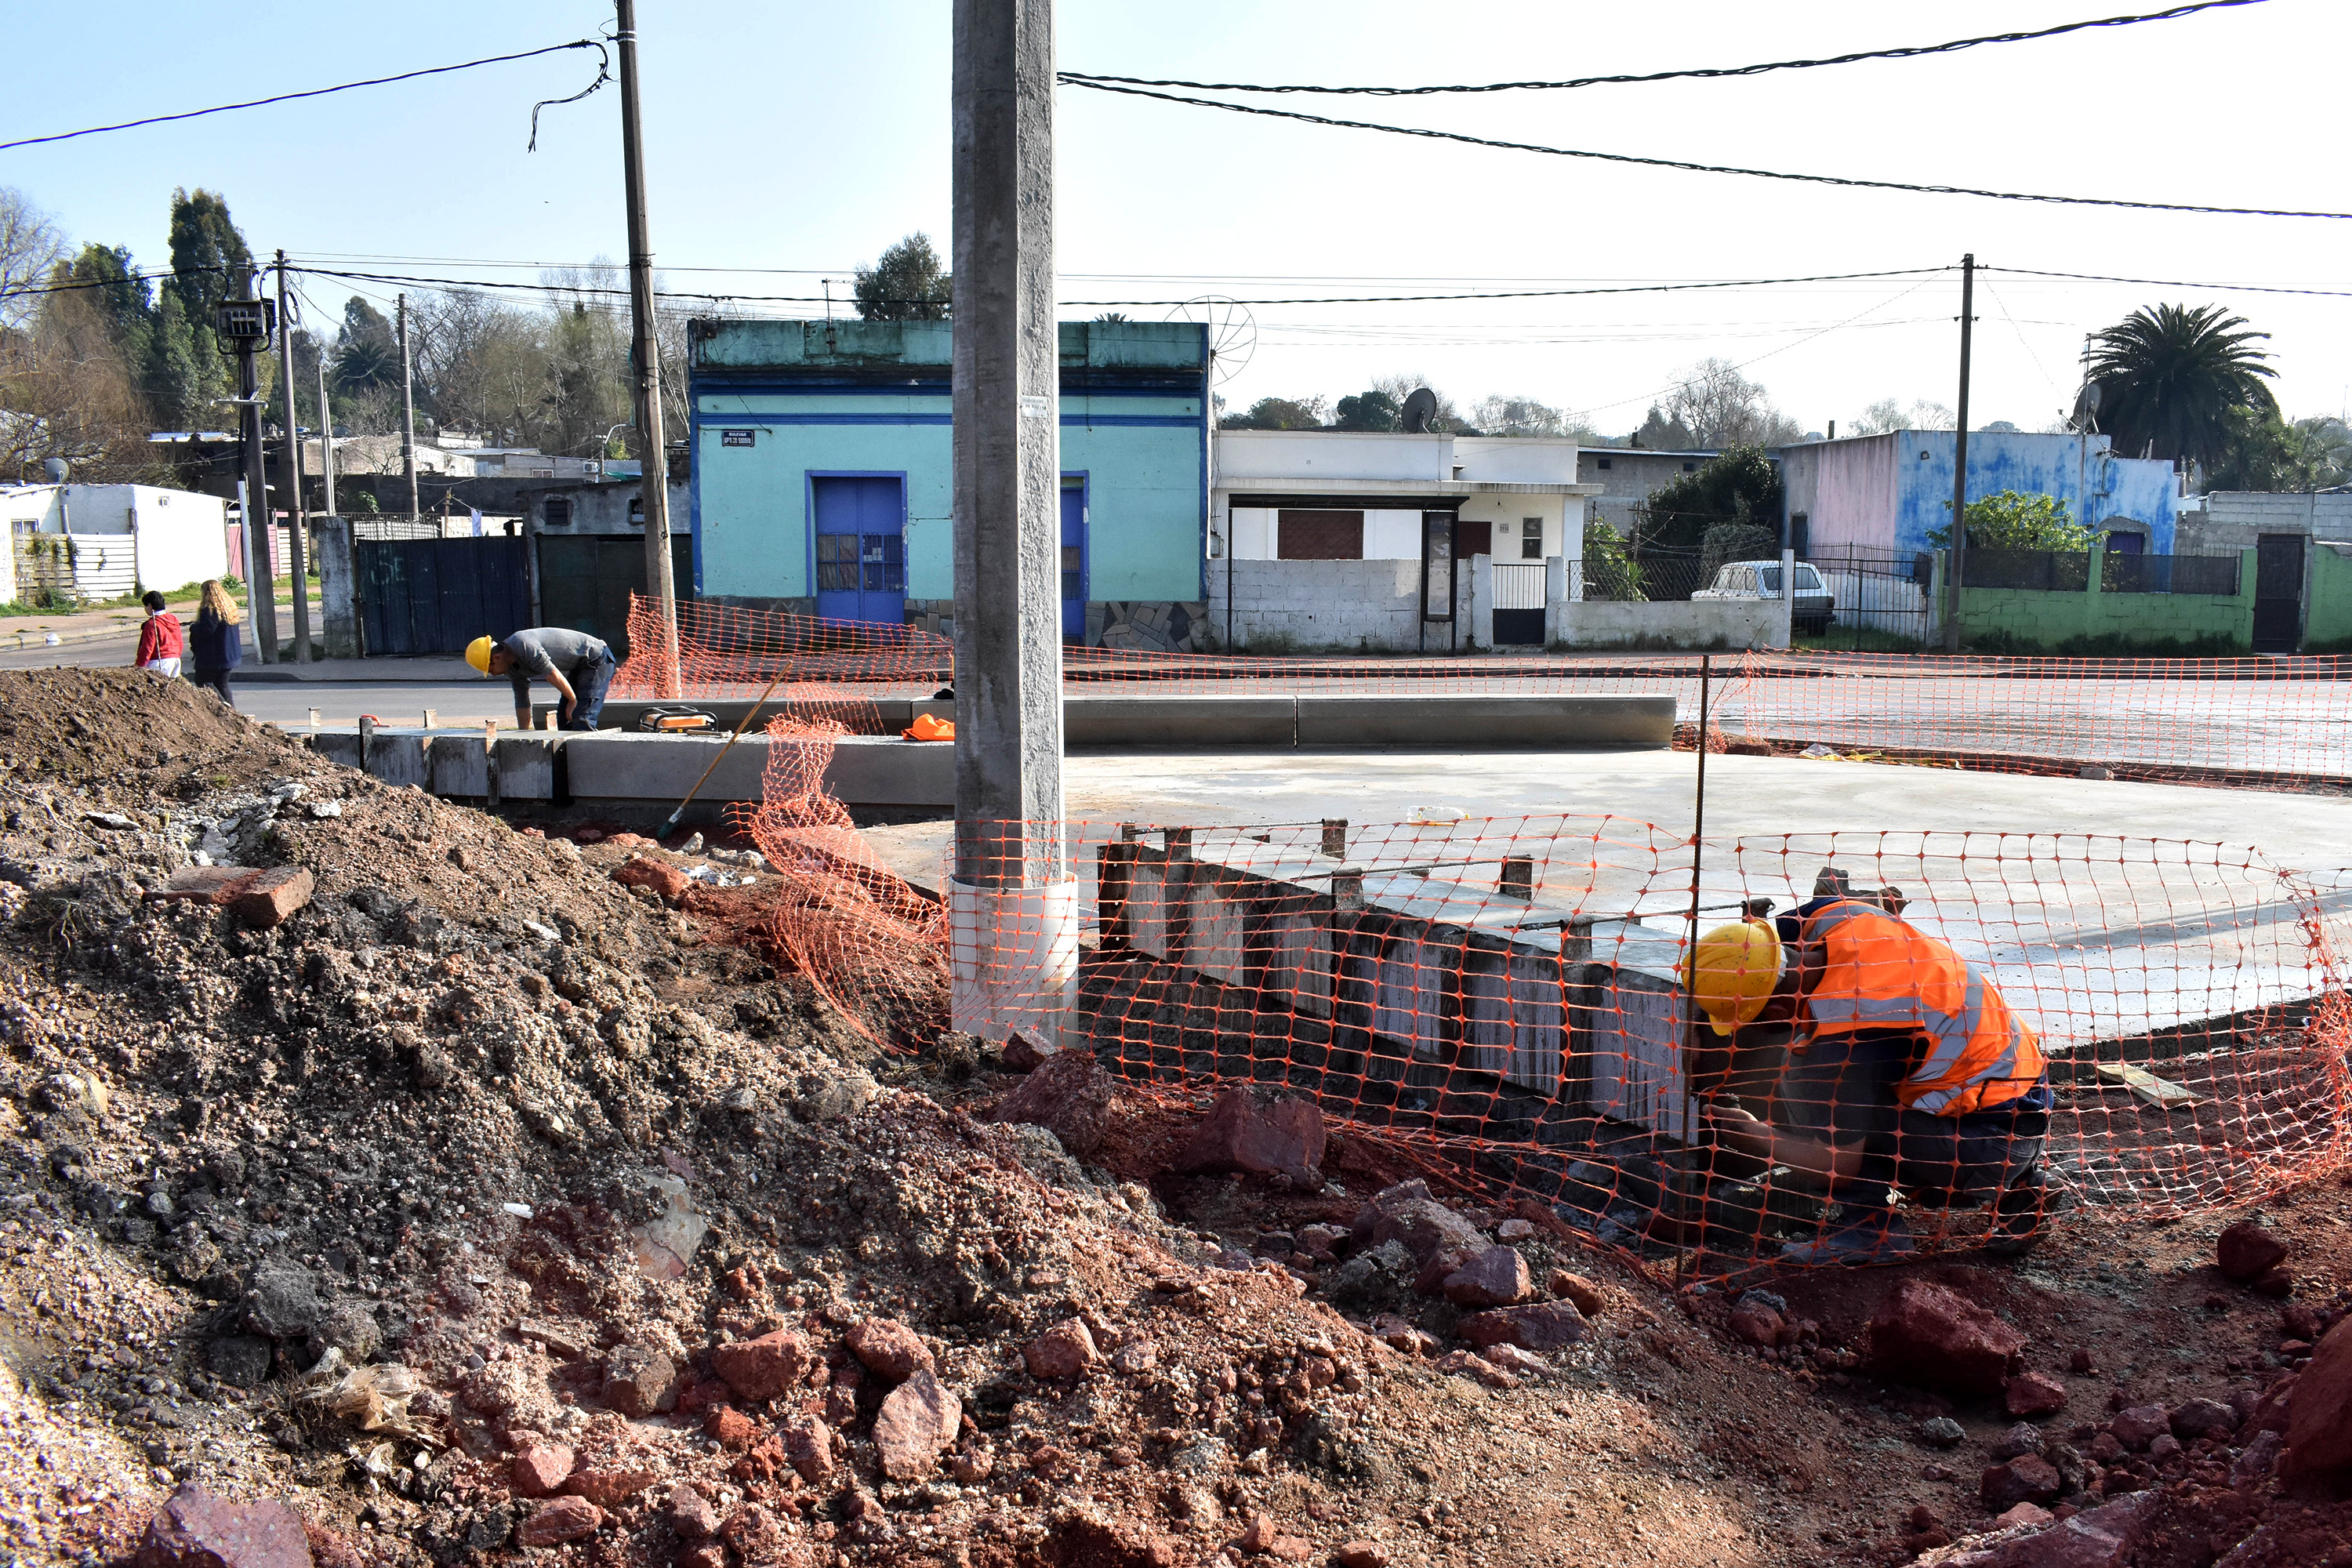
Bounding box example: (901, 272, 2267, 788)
(465, 636, 496, 675)
(1682, 919, 1784, 1037)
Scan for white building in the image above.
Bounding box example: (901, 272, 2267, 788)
(3, 483, 230, 604)
(1208, 430, 1598, 649)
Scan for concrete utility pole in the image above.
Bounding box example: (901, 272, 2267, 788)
(397, 292, 421, 521)
(274, 251, 311, 662)
(615, 0, 681, 696)
(949, 0, 1073, 1045)
(234, 270, 278, 663)
(316, 357, 336, 516)
(1942, 253, 1976, 653)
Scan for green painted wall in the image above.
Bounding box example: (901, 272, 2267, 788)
(2305, 545, 2352, 650)
(1958, 548, 2256, 650)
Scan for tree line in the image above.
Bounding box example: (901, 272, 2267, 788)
(0, 184, 689, 487)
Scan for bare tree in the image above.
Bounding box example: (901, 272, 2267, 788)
(0, 187, 65, 335)
(1473, 395, 1565, 437)
(0, 277, 154, 482)
(1853, 397, 1956, 435)
(1662, 358, 1805, 446)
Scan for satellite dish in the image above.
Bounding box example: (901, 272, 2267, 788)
(2069, 380, 2103, 434)
(1400, 387, 1439, 434)
(42, 458, 68, 484)
(1164, 296, 1257, 386)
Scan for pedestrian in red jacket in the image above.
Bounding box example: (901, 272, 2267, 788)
(133, 591, 183, 678)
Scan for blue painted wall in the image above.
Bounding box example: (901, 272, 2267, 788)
(688, 320, 1208, 608)
(1778, 430, 2180, 558)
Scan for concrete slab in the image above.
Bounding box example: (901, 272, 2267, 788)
(1064, 695, 1296, 747)
(1294, 693, 1676, 749)
(564, 731, 953, 808)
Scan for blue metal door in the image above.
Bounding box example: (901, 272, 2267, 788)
(812, 476, 906, 624)
(1060, 481, 1087, 638)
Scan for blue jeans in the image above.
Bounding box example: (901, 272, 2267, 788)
(1780, 1028, 2050, 1210)
(561, 651, 616, 731)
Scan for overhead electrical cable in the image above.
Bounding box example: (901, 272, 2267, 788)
(0, 38, 606, 153)
(1979, 265, 2352, 298)
(1061, 80, 2351, 221)
(1060, 1, 2260, 96)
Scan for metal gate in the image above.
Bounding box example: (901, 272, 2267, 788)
(1491, 562, 1547, 646)
(535, 534, 695, 658)
(2253, 534, 2305, 653)
(1803, 545, 1937, 649)
(355, 535, 529, 657)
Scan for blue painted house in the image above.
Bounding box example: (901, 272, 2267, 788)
(686, 318, 1211, 648)
(1777, 430, 2183, 561)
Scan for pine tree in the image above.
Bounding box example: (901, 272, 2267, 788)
(147, 292, 202, 430)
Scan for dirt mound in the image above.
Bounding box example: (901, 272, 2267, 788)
(2, 670, 2349, 1568)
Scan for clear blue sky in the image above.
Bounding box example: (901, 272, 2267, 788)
(5, 1, 2347, 435)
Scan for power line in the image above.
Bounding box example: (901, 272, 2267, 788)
(1980, 266, 2352, 299)
(1062, 2, 2261, 98)
(0, 39, 606, 153)
(1062, 81, 2352, 222)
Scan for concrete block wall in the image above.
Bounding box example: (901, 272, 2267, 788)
(2177, 492, 2352, 555)
(1206, 557, 1429, 651)
(1548, 597, 1788, 651)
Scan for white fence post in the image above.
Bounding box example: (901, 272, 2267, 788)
(1779, 547, 1796, 647)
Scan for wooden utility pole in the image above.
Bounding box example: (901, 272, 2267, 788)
(1942, 253, 1976, 653)
(274, 251, 312, 662)
(397, 292, 421, 521)
(233, 271, 278, 662)
(615, 0, 681, 695)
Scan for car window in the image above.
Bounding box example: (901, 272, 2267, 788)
(1798, 565, 1826, 590)
(1756, 566, 1780, 592)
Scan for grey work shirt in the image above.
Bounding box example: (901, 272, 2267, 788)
(503, 628, 612, 707)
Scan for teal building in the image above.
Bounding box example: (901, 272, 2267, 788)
(687, 318, 1211, 648)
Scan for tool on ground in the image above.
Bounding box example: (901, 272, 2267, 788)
(902, 713, 955, 742)
(636, 706, 717, 733)
(655, 666, 798, 840)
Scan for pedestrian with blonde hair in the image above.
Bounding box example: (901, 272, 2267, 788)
(188, 579, 243, 707)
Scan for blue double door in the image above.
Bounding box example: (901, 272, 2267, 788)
(811, 474, 1087, 633)
(813, 476, 907, 624)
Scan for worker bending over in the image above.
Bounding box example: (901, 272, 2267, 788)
(466, 629, 617, 731)
(1687, 879, 2054, 1264)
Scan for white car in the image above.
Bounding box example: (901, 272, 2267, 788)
(1692, 560, 1835, 635)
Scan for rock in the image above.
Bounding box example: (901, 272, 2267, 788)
(1989, 1424, 2045, 1461)
(516, 1497, 604, 1548)
(1914, 1490, 2158, 1568)
(872, 1370, 960, 1481)
(2070, 1348, 2096, 1375)
(2232, 1429, 2282, 1486)
(614, 856, 689, 906)
(988, 1048, 1112, 1159)
(1869, 1279, 2026, 1398)
(241, 1263, 319, 1341)
(1980, 1455, 2061, 1510)
(1234, 1515, 1278, 1555)
(1441, 1246, 1530, 1309)
(2107, 1406, 2169, 1451)
(599, 1345, 677, 1415)
(137, 1485, 314, 1568)
(705, 1406, 757, 1449)
(1454, 1301, 1588, 1352)
(1000, 1033, 1048, 1073)
(1549, 1272, 1606, 1318)
(1495, 1218, 1535, 1242)
(2216, 1219, 2288, 1283)
(668, 1489, 720, 1542)
(2283, 1317, 2352, 1478)
(721, 1504, 787, 1563)
(782, 1418, 836, 1483)
(2146, 1434, 2182, 1463)
(2168, 1397, 2238, 1442)
(949, 1450, 993, 1484)
(1335, 1544, 1389, 1568)
(1433, 1349, 1515, 1389)
(2282, 1304, 2325, 1341)
(1727, 1299, 1784, 1348)
(1351, 1182, 1485, 1268)
(2005, 1371, 2068, 1418)
(510, 1443, 574, 1497)
(209, 1335, 272, 1389)
(1916, 1417, 1966, 1449)
(1023, 1318, 1099, 1379)
(232, 867, 314, 928)
(710, 1329, 809, 1403)
(1994, 1503, 2054, 1531)
(567, 1462, 659, 1508)
(2249, 1268, 2294, 1298)
(1112, 1339, 1158, 1374)
(844, 1318, 933, 1385)
(1482, 1343, 1548, 1377)
(1172, 1087, 1327, 1187)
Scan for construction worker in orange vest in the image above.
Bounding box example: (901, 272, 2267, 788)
(1690, 870, 2056, 1264)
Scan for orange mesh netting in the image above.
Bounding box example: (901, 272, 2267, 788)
(619, 597, 2352, 1273)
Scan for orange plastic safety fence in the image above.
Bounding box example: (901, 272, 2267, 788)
(615, 597, 2352, 791)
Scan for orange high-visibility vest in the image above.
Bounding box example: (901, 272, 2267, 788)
(1798, 898, 2045, 1117)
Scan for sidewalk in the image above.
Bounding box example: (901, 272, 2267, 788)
(2, 596, 327, 654)
(240, 655, 476, 684)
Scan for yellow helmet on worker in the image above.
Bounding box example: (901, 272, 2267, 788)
(1682, 919, 1784, 1037)
(466, 636, 498, 675)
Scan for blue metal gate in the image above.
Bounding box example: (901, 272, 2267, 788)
(355, 535, 530, 656)
(1061, 481, 1087, 637)
(812, 476, 906, 624)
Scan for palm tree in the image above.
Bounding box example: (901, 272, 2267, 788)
(2086, 303, 2277, 468)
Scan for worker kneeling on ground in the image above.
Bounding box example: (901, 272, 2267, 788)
(467, 629, 616, 731)
(1688, 883, 2055, 1265)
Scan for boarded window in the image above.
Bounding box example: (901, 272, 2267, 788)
(1278, 510, 1363, 560)
(543, 497, 572, 527)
